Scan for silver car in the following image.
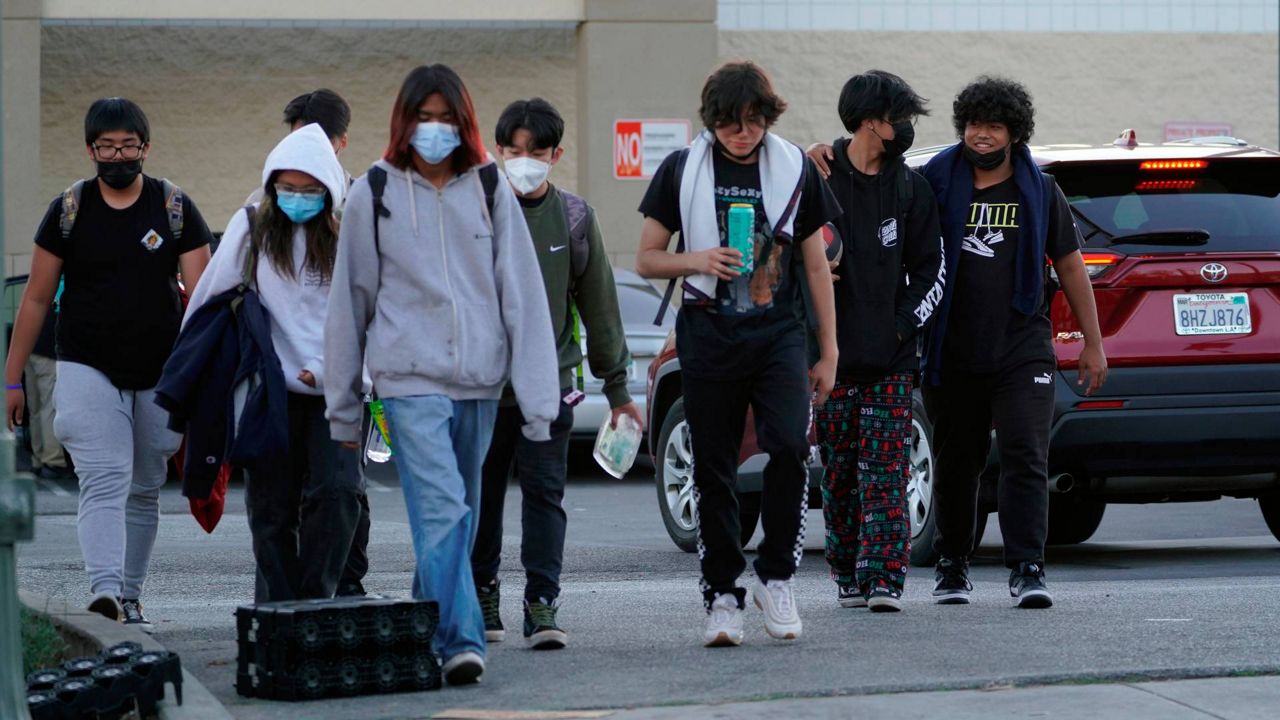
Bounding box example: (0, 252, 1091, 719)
(571, 268, 675, 440)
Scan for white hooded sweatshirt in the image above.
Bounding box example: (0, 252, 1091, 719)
(185, 123, 348, 395)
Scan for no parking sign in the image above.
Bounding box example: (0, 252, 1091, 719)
(614, 119, 691, 179)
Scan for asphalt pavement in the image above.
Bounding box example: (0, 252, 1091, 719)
(16, 452, 1280, 719)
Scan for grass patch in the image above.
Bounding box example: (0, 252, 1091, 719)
(21, 607, 69, 675)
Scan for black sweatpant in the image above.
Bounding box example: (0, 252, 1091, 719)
(681, 326, 812, 609)
(246, 392, 365, 602)
(923, 357, 1055, 568)
(471, 396, 574, 603)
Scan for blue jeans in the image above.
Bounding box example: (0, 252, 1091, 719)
(384, 395, 497, 660)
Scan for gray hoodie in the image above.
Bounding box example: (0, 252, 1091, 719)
(324, 158, 559, 443)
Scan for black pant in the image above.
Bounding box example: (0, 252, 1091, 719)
(471, 397, 574, 603)
(923, 357, 1055, 568)
(246, 392, 365, 603)
(336, 493, 370, 596)
(681, 326, 811, 607)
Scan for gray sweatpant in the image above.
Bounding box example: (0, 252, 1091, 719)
(54, 361, 182, 599)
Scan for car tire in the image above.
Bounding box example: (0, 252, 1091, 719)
(1046, 492, 1106, 545)
(738, 491, 762, 547)
(909, 394, 989, 566)
(655, 399, 698, 553)
(1258, 493, 1280, 543)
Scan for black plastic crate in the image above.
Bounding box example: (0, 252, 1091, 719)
(245, 650, 441, 701)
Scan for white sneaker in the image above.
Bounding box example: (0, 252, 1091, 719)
(752, 578, 802, 640)
(703, 593, 744, 647)
(442, 651, 485, 685)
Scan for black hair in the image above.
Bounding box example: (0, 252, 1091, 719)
(952, 76, 1036, 145)
(84, 97, 150, 146)
(282, 89, 351, 140)
(699, 61, 787, 130)
(494, 97, 565, 151)
(837, 70, 929, 132)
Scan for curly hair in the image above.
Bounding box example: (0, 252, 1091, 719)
(699, 61, 787, 130)
(952, 76, 1035, 145)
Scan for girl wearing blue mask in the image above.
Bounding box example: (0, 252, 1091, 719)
(186, 122, 364, 603)
(325, 65, 559, 686)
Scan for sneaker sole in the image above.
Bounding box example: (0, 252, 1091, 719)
(87, 596, 121, 622)
(838, 597, 868, 609)
(443, 660, 484, 686)
(527, 629, 567, 650)
(868, 598, 902, 613)
(485, 629, 505, 642)
(752, 596, 801, 640)
(1016, 589, 1054, 609)
(703, 631, 743, 648)
(933, 592, 971, 605)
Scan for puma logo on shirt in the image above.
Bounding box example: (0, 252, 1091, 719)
(962, 202, 1018, 258)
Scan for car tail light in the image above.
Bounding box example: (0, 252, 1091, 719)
(1049, 250, 1124, 283)
(1075, 400, 1126, 410)
(1136, 179, 1198, 191)
(1139, 160, 1207, 171)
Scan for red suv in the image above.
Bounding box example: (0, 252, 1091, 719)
(648, 132, 1280, 560)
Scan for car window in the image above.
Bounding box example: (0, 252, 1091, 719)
(1050, 159, 1280, 253)
(617, 284, 666, 326)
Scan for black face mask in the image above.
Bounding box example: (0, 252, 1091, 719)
(96, 159, 143, 190)
(880, 120, 915, 159)
(962, 144, 1007, 171)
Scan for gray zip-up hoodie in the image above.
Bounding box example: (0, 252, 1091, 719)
(324, 158, 559, 443)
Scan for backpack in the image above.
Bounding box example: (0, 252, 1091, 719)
(59, 177, 185, 241)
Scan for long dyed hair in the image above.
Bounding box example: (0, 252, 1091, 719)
(383, 64, 486, 175)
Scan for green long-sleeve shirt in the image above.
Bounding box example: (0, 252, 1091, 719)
(501, 184, 632, 409)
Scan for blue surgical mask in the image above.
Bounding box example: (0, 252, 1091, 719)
(276, 191, 327, 224)
(412, 122, 461, 165)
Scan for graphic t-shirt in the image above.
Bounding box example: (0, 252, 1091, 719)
(34, 176, 213, 389)
(639, 148, 841, 377)
(942, 176, 1081, 373)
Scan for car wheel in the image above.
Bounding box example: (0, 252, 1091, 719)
(1258, 493, 1280, 543)
(655, 399, 698, 552)
(738, 491, 762, 547)
(1046, 492, 1106, 545)
(907, 395, 939, 567)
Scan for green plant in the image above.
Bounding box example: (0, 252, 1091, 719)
(20, 607, 68, 675)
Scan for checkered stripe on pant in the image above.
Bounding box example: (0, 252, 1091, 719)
(816, 374, 914, 594)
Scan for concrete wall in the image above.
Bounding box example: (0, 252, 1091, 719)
(723, 30, 1279, 155)
(38, 25, 579, 245)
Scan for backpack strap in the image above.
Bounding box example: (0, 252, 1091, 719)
(559, 189, 591, 286)
(896, 163, 914, 226)
(239, 206, 259, 288)
(653, 148, 692, 326)
(367, 165, 390, 254)
(479, 163, 499, 227)
(59, 180, 88, 240)
(160, 179, 185, 240)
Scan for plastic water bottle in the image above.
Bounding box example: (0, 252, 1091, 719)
(593, 413, 642, 479)
(365, 399, 393, 463)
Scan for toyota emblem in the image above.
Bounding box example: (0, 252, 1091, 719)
(1200, 263, 1228, 283)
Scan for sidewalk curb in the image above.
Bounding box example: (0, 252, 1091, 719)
(20, 589, 233, 720)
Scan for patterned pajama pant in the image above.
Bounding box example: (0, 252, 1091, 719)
(815, 373, 914, 594)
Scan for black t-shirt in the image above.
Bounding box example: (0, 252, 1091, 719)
(34, 176, 213, 389)
(942, 177, 1081, 373)
(639, 148, 842, 377)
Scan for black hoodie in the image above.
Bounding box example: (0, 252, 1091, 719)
(824, 137, 945, 383)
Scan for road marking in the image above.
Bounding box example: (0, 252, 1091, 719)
(1145, 618, 1192, 622)
(434, 711, 613, 719)
(38, 479, 71, 497)
(369, 482, 394, 493)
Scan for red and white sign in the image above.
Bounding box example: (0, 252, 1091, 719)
(614, 119, 692, 180)
(1164, 121, 1234, 142)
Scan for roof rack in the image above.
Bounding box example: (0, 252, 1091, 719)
(1166, 136, 1249, 147)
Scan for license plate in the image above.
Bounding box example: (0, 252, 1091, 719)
(1172, 293, 1251, 336)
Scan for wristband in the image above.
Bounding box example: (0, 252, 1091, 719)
(5, 383, 22, 391)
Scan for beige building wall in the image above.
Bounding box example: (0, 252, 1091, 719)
(724, 31, 1279, 156)
(38, 25, 579, 241)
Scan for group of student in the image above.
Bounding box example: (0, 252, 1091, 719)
(3, 57, 1107, 687)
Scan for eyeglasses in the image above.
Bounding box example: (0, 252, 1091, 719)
(274, 183, 327, 197)
(92, 144, 146, 160)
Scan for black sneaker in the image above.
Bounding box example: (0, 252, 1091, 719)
(523, 598, 567, 650)
(867, 586, 903, 613)
(837, 583, 867, 609)
(120, 599, 153, 633)
(476, 580, 504, 642)
(1009, 561, 1054, 609)
(933, 557, 972, 605)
